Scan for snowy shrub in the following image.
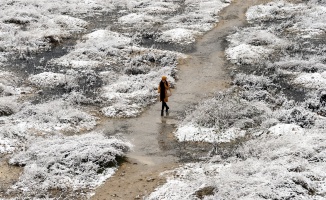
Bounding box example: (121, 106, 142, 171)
(116, 0, 231, 45)
(303, 90, 326, 118)
(101, 103, 141, 118)
(52, 30, 132, 68)
(0, 0, 118, 58)
(175, 92, 268, 143)
(1, 99, 97, 135)
(8, 133, 131, 198)
(134, 1, 179, 15)
(293, 72, 326, 89)
(0, 136, 17, 154)
(156, 28, 200, 45)
(276, 103, 316, 128)
(0, 96, 23, 117)
(192, 93, 265, 129)
(226, 27, 289, 65)
(232, 74, 279, 102)
(274, 55, 326, 73)
(176, 125, 246, 143)
(162, 0, 230, 32)
(246, 1, 306, 22)
(0, 70, 27, 96)
(238, 88, 273, 103)
(247, 1, 326, 39)
(268, 123, 304, 136)
(118, 13, 162, 28)
(148, 127, 326, 200)
(63, 91, 100, 106)
(233, 73, 273, 90)
(28, 72, 78, 89)
(226, 43, 272, 65)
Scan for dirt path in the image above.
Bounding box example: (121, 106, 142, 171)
(91, 0, 272, 199)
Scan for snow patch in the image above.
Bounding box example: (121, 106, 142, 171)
(176, 124, 246, 143)
(268, 123, 304, 136)
(156, 28, 199, 45)
(9, 133, 131, 196)
(294, 72, 326, 89)
(28, 72, 78, 88)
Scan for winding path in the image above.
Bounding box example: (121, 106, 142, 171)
(92, 0, 270, 199)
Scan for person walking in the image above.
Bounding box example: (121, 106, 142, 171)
(158, 76, 171, 116)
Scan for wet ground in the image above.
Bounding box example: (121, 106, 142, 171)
(91, 0, 272, 199)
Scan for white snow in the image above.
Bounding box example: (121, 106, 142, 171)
(294, 72, 326, 89)
(85, 30, 132, 48)
(118, 13, 162, 26)
(226, 28, 289, 65)
(101, 103, 141, 118)
(246, 1, 306, 22)
(9, 133, 131, 196)
(28, 72, 78, 88)
(268, 123, 304, 136)
(0, 0, 117, 57)
(148, 128, 326, 200)
(226, 43, 272, 65)
(116, 0, 231, 45)
(176, 124, 246, 143)
(0, 99, 97, 138)
(246, 1, 326, 39)
(157, 28, 199, 45)
(0, 70, 31, 96)
(0, 137, 17, 154)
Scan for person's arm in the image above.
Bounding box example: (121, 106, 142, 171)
(167, 82, 172, 95)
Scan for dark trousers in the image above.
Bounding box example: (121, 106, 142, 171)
(162, 102, 169, 111)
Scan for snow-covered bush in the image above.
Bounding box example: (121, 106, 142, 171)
(226, 27, 289, 65)
(0, 0, 118, 58)
(8, 133, 131, 198)
(175, 92, 269, 143)
(0, 98, 98, 155)
(51, 30, 131, 68)
(247, 1, 326, 38)
(233, 73, 273, 90)
(274, 55, 326, 73)
(0, 99, 97, 138)
(28, 72, 78, 89)
(156, 28, 200, 45)
(246, 1, 306, 23)
(0, 136, 17, 154)
(116, 0, 231, 45)
(305, 90, 326, 117)
(148, 126, 326, 200)
(0, 70, 30, 96)
(15, 99, 97, 133)
(293, 72, 326, 89)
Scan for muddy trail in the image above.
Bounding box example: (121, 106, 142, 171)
(91, 0, 271, 199)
